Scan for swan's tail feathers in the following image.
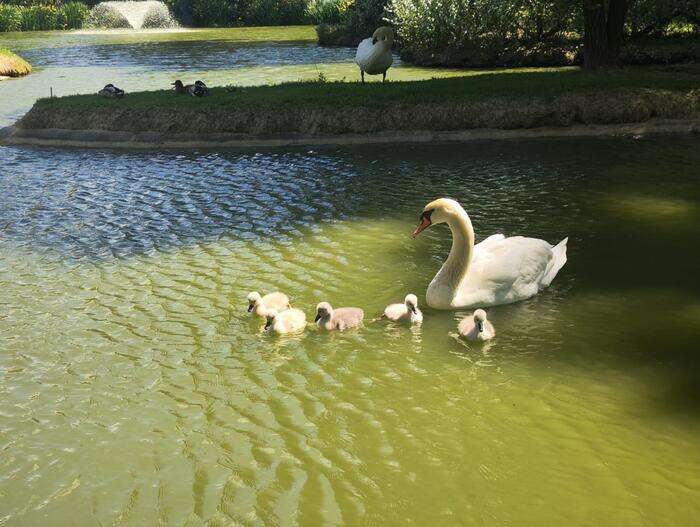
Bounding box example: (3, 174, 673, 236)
(542, 237, 568, 287)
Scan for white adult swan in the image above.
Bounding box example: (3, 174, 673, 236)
(355, 27, 394, 83)
(412, 198, 568, 309)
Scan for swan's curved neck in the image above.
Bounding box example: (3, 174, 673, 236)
(441, 210, 474, 290)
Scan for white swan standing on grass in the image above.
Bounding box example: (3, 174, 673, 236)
(458, 309, 495, 341)
(355, 26, 394, 84)
(412, 198, 568, 309)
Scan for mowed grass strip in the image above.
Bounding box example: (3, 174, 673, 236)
(34, 66, 700, 110)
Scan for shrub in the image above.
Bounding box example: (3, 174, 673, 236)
(628, 0, 700, 37)
(308, 0, 346, 25)
(388, 0, 579, 66)
(244, 0, 309, 25)
(163, 0, 193, 25)
(190, 0, 241, 27)
(315, 0, 389, 45)
(20, 5, 60, 31)
(59, 1, 89, 29)
(0, 5, 23, 32)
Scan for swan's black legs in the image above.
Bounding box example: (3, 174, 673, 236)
(361, 71, 365, 84)
(382, 72, 386, 83)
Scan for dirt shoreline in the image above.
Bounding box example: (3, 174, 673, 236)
(2, 119, 698, 149)
(4, 89, 699, 149)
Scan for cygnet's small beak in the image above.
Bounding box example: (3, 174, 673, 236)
(247, 303, 254, 313)
(476, 320, 484, 333)
(412, 216, 431, 238)
(411, 305, 417, 314)
(264, 319, 272, 330)
(314, 313, 322, 323)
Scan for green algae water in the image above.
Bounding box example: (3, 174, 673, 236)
(2, 139, 700, 526)
(1, 26, 700, 527)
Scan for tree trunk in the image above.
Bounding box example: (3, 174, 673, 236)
(583, 0, 630, 70)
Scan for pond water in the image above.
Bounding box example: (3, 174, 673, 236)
(1, 26, 700, 527)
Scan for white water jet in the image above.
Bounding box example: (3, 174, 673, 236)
(89, 1, 177, 29)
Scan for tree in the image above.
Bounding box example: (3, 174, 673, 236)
(583, 0, 630, 70)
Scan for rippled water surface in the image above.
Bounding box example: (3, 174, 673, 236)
(2, 137, 700, 526)
(1, 26, 700, 527)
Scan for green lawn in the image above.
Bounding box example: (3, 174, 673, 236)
(35, 65, 699, 109)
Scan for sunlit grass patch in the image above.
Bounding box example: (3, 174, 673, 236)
(33, 65, 700, 110)
(0, 48, 31, 77)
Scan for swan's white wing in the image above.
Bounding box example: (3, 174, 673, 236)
(459, 236, 558, 306)
(355, 38, 393, 74)
(474, 234, 505, 251)
(355, 38, 374, 70)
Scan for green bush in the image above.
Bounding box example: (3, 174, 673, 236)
(315, 0, 388, 45)
(21, 5, 59, 31)
(0, 5, 23, 32)
(245, 0, 309, 25)
(191, 0, 241, 27)
(388, 0, 581, 66)
(163, 0, 193, 25)
(59, 1, 89, 29)
(308, 0, 346, 25)
(628, 0, 700, 37)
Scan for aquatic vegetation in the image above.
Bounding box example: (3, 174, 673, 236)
(61, 2, 90, 29)
(0, 48, 32, 77)
(0, 2, 89, 31)
(0, 5, 22, 32)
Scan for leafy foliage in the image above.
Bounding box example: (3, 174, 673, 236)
(61, 1, 89, 29)
(315, 0, 389, 45)
(0, 5, 23, 32)
(388, 0, 698, 67)
(0, 1, 89, 31)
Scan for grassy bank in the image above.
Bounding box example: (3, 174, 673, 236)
(17, 66, 700, 136)
(0, 48, 31, 77)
